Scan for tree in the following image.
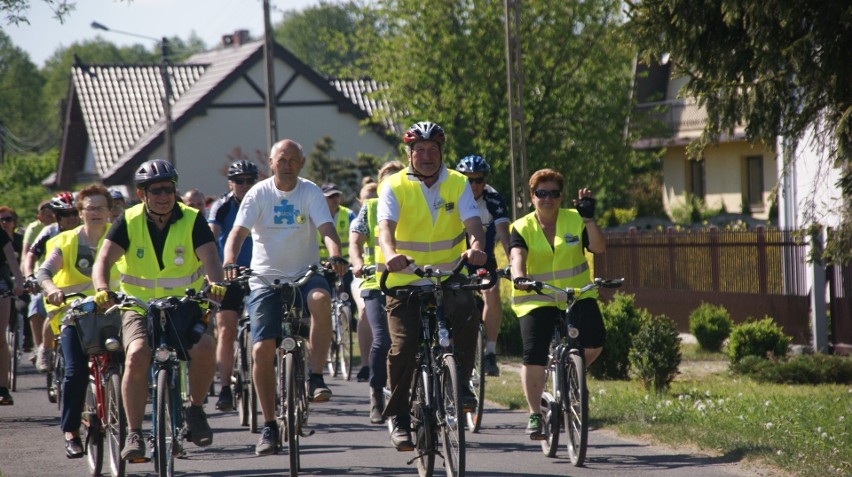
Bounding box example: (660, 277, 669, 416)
(625, 0, 852, 263)
(302, 136, 386, 207)
(0, 149, 58, 224)
(274, 0, 376, 78)
(363, 0, 646, 216)
(0, 30, 48, 154)
(1, 0, 74, 25)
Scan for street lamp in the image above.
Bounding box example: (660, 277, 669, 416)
(91, 21, 176, 168)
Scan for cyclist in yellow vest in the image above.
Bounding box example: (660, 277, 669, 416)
(509, 168, 606, 439)
(378, 122, 487, 451)
(93, 159, 226, 461)
(37, 184, 116, 458)
(349, 160, 404, 424)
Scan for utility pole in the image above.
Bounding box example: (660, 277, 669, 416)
(263, 0, 278, 151)
(504, 0, 529, 220)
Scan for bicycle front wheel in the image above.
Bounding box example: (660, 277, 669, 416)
(540, 362, 560, 457)
(439, 355, 465, 477)
(563, 351, 588, 466)
(413, 368, 435, 477)
(155, 368, 175, 477)
(283, 352, 300, 476)
(51, 344, 64, 409)
(83, 377, 104, 475)
(338, 304, 352, 381)
(106, 370, 126, 477)
(8, 316, 19, 392)
(465, 323, 485, 433)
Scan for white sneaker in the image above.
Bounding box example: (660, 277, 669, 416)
(35, 346, 50, 373)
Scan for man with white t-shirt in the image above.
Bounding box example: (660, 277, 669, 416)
(223, 139, 347, 456)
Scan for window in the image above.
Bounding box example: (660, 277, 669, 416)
(745, 155, 764, 208)
(687, 158, 705, 199)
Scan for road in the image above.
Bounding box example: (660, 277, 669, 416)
(1, 357, 765, 477)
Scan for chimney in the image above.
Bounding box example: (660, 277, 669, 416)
(221, 29, 251, 48)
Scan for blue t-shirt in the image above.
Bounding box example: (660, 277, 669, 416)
(208, 192, 253, 266)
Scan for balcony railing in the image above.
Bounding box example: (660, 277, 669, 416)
(633, 99, 708, 136)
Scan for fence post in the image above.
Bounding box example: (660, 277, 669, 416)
(666, 227, 676, 289)
(709, 226, 720, 292)
(628, 228, 639, 286)
(756, 226, 767, 294)
(809, 228, 829, 353)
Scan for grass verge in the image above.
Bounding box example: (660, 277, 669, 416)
(488, 348, 851, 477)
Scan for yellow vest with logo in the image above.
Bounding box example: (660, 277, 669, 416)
(510, 208, 597, 317)
(318, 205, 352, 260)
(44, 224, 119, 333)
(384, 169, 467, 288)
(359, 198, 381, 291)
(117, 203, 206, 310)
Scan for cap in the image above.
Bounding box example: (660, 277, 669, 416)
(321, 183, 343, 197)
(108, 188, 125, 201)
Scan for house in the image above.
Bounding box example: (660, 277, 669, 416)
(49, 30, 397, 197)
(631, 61, 777, 221)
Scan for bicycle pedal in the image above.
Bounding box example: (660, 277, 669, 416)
(127, 457, 151, 464)
(529, 433, 546, 441)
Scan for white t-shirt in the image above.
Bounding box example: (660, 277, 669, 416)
(234, 176, 332, 288)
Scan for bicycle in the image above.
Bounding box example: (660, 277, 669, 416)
(380, 260, 496, 477)
(47, 334, 63, 407)
(505, 272, 623, 466)
(324, 264, 353, 381)
(107, 287, 214, 477)
(2, 288, 26, 393)
(61, 295, 126, 477)
(228, 264, 320, 477)
(465, 290, 487, 434)
(230, 280, 259, 432)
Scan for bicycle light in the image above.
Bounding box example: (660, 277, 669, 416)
(154, 347, 171, 363)
(567, 326, 580, 339)
(281, 336, 297, 352)
(104, 337, 121, 352)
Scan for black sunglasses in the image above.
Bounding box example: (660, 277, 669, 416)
(147, 186, 177, 196)
(56, 210, 79, 218)
(533, 189, 562, 199)
(0, 216, 14, 223)
(231, 178, 256, 185)
(467, 177, 486, 185)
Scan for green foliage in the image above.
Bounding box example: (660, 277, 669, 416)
(669, 193, 723, 225)
(629, 313, 681, 393)
(727, 317, 791, 364)
(0, 30, 48, 152)
(2, 0, 75, 25)
(590, 293, 645, 380)
(601, 207, 637, 227)
(0, 150, 58, 223)
(364, 0, 640, 216)
(625, 0, 852, 264)
(731, 354, 852, 385)
(688, 302, 732, 352)
(302, 136, 386, 207)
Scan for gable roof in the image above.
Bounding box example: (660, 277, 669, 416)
(56, 40, 395, 188)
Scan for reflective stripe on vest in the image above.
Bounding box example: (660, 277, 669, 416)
(510, 209, 596, 317)
(384, 169, 467, 288)
(318, 206, 352, 259)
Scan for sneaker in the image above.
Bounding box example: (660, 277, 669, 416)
(526, 413, 545, 440)
(36, 346, 50, 373)
(121, 431, 146, 461)
(461, 386, 478, 413)
(0, 387, 13, 406)
(185, 405, 213, 447)
(356, 366, 370, 383)
(389, 415, 414, 451)
(255, 423, 279, 455)
(309, 374, 332, 402)
(483, 352, 500, 377)
(65, 436, 84, 459)
(215, 385, 234, 412)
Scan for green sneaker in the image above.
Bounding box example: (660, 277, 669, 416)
(526, 413, 545, 440)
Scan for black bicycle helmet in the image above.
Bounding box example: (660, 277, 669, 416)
(135, 159, 178, 188)
(403, 121, 446, 146)
(49, 191, 75, 211)
(227, 160, 259, 179)
(456, 155, 491, 176)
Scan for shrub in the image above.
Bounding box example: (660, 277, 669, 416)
(727, 316, 791, 364)
(629, 313, 682, 393)
(731, 354, 852, 384)
(589, 293, 645, 380)
(688, 303, 732, 352)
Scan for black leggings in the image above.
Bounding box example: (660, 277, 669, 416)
(520, 299, 606, 366)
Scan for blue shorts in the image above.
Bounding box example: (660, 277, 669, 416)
(29, 292, 46, 317)
(247, 274, 330, 344)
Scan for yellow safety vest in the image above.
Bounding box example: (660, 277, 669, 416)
(384, 169, 467, 288)
(44, 224, 119, 333)
(318, 205, 352, 260)
(117, 203, 206, 311)
(510, 209, 597, 317)
(359, 198, 381, 291)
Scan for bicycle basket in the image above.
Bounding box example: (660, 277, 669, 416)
(146, 300, 205, 360)
(74, 309, 123, 355)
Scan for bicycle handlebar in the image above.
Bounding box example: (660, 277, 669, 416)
(379, 258, 497, 298)
(225, 263, 320, 290)
(498, 266, 624, 302)
(105, 285, 215, 315)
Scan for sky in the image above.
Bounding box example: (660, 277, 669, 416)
(6, 0, 321, 67)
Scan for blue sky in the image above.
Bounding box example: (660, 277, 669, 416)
(7, 0, 320, 67)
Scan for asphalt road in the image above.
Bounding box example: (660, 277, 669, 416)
(1, 355, 768, 477)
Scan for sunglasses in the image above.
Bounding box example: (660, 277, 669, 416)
(467, 177, 486, 185)
(56, 210, 80, 218)
(533, 189, 562, 199)
(147, 186, 177, 196)
(231, 178, 256, 185)
(0, 216, 14, 223)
